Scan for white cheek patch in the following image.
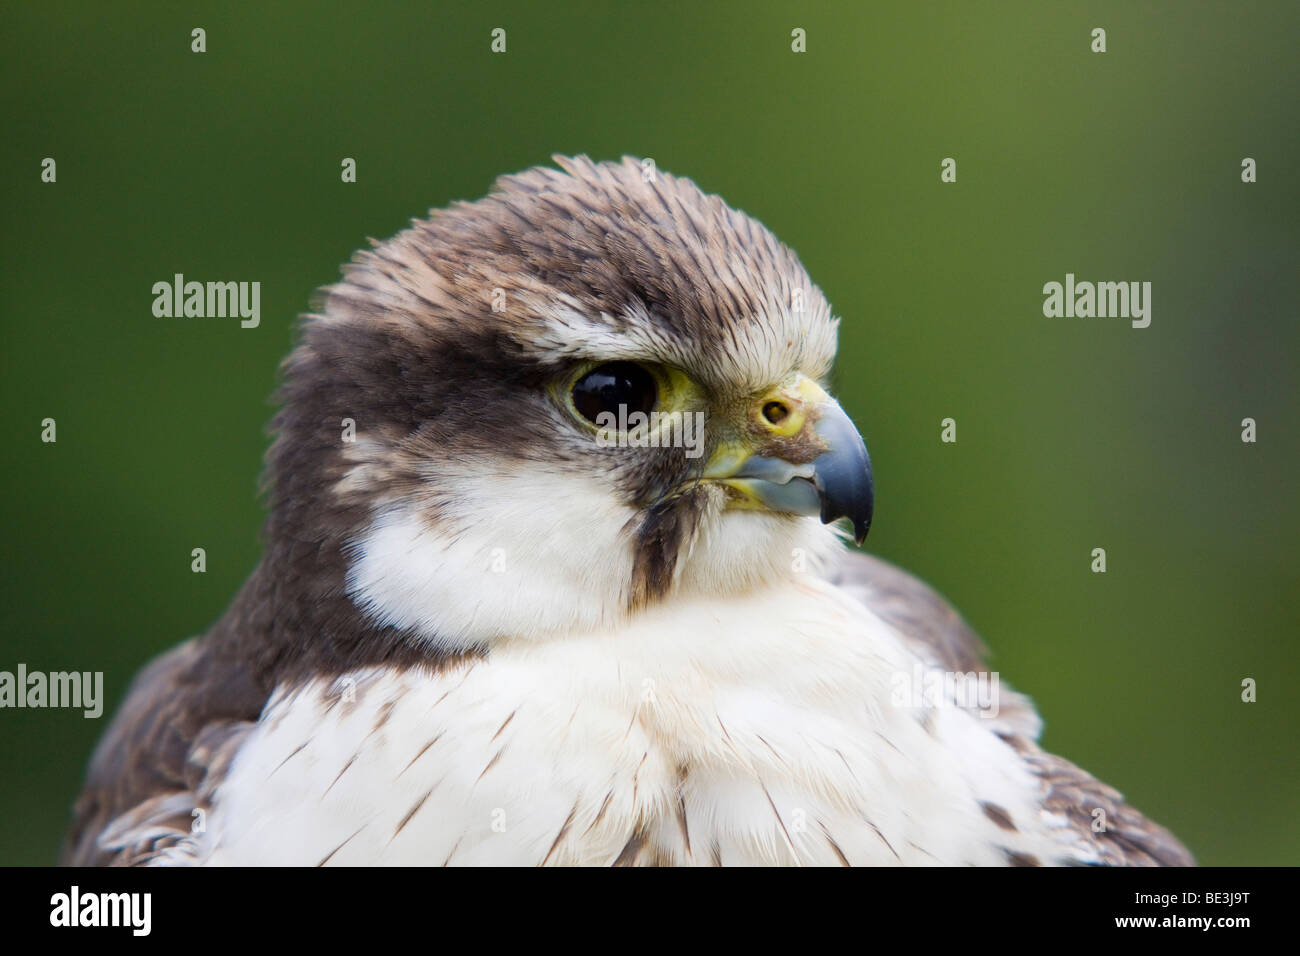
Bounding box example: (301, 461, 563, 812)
(344, 469, 639, 650)
(344, 459, 849, 653)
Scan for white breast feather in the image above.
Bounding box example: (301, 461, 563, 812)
(184, 577, 1084, 866)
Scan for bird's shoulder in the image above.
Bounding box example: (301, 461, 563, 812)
(1000, 733, 1196, 866)
(827, 549, 1194, 867)
(62, 638, 264, 866)
(827, 549, 990, 674)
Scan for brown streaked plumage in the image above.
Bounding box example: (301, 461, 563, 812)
(63, 156, 1192, 867)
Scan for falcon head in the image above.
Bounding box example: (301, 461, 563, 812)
(267, 155, 872, 652)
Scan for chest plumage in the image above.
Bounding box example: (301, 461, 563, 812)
(192, 578, 1072, 866)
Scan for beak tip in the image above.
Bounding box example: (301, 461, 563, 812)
(812, 408, 874, 548)
(820, 501, 871, 547)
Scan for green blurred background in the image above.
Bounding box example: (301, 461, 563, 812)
(2, 1, 1296, 865)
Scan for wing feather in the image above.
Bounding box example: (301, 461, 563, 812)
(828, 550, 1194, 866)
(62, 639, 263, 866)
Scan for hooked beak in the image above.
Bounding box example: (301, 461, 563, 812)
(700, 376, 874, 544)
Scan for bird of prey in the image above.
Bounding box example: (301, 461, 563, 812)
(64, 155, 1192, 866)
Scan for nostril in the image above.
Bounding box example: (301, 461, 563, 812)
(762, 401, 790, 426)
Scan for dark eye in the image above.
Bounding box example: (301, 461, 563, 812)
(571, 362, 658, 424)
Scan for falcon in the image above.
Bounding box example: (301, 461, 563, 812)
(64, 155, 1192, 866)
